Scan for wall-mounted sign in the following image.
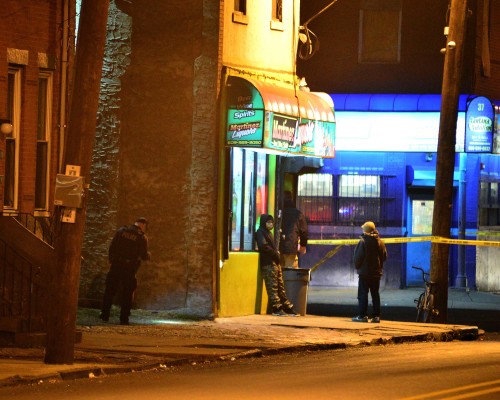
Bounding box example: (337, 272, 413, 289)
(493, 104, 500, 154)
(465, 96, 494, 153)
(266, 114, 297, 151)
(225, 76, 336, 158)
(263, 114, 335, 157)
(226, 109, 264, 147)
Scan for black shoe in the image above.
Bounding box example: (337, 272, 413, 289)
(284, 308, 300, 316)
(352, 315, 369, 322)
(272, 308, 288, 317)
(371, 317, 380, 323)
(99, 313, 109, 322)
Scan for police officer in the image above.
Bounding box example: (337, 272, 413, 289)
(100, 217, 150, 325)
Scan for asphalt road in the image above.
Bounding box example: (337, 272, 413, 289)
(307, 303, 500, 333)
(1, 339, 498, 399)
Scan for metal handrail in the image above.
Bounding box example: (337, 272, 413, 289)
(13, 213, 56, 246)
(0, 239, 46, 331)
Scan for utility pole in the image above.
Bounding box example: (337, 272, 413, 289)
(431, 0, 469, 324)
(44, 0, 110, 364)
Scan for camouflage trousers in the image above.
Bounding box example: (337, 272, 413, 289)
(261, 262, 293, 311)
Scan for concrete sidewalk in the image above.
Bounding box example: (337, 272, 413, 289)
(0, 287, 497, 388)
(309, 286, 500, 310)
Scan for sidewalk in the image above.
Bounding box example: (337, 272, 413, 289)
(1, 287, 497, 388)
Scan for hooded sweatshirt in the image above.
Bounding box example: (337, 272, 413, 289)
(353, 230, 387, 278)
(279, 198, 308, 254)
(255, 214, 281, 266)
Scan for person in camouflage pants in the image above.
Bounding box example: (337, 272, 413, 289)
(255, 214, 297, 316)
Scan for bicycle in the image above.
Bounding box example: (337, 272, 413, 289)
(412, 266, 439, 323)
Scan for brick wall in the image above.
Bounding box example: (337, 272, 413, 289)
(80, 0, 221, 317)
(0, 0, 66, 214)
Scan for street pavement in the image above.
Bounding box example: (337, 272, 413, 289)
(0, 287, 498, 388)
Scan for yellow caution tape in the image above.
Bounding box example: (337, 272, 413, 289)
(432, 237, 500, 247)
(308, 235, 500, 247)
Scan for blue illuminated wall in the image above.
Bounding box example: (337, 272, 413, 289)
(297, 94, 487, 289)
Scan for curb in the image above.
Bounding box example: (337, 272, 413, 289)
(0, 325, 482, 388)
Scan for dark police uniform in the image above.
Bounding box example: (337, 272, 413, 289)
(100, 219, 149, 325)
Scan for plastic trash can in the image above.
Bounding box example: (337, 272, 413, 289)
(282, 267, 311, 316)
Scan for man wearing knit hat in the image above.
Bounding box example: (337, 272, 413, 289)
(352, 221, 387, 323)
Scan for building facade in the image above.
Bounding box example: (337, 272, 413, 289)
(0, 0, 74, 218)
(0, 0, 76, 334)
(3, 0, 498, 323)
(294, 0, 500, 292)
(79, 0, 221, 317)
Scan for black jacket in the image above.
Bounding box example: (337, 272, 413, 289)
(255, 214, 280, 266)
(109, 224, 149, 270)
(353, 230, 387, 278)
(279, 200, 308, 254)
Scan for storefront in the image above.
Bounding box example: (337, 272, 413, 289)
(292, 94, 500, 291)
(217, 74, 336, 317)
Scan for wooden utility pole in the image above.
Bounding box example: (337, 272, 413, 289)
(431, 0, 469, 324)
(44, 0, 110, 364)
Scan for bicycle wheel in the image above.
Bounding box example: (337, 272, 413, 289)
(422, 294, 435, 323)
(415, 293, 425, 322)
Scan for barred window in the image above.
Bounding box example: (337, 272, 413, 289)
(297, 174, 333, 223)
(297, 173, 382, 225)
(338, 175, 380, 224)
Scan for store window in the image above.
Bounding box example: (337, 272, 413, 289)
(35, 72, 53, 210)
(359, 0, 402, 63)
(230, 148, 270, 251)
(4, 66, 22, 210)
(479, 181, 500, 226)
(297, 173, 382, 225)
(411, 200, 434, 235)
(338, 174, 380, 224)
(297, 174, 333, 223)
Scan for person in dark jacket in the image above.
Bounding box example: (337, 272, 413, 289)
(279, 190, 308, 268)
(100, 217, 151, 325)
(255, 214, 297, 316)
(352, 221, 387, 323)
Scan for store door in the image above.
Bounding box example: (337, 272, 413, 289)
(406, 196, 434, 286)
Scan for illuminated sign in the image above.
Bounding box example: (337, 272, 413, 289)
(493, 104, 500, 154)
(262, 114, 336, 157)
(465, 96, 494, 153)
(226, 109, 264, 147)
(225, 76, 336, 157)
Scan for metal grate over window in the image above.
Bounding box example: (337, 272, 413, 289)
(297, 173, 383, 225)
(297, 174, 333, 224)
(338, 175, 380, 225)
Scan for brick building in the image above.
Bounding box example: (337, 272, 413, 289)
(0, 0, 76, 337)
(0, 0, 75, 217)
(79, 0, 220, 316)
(2, 1, 499, 324)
